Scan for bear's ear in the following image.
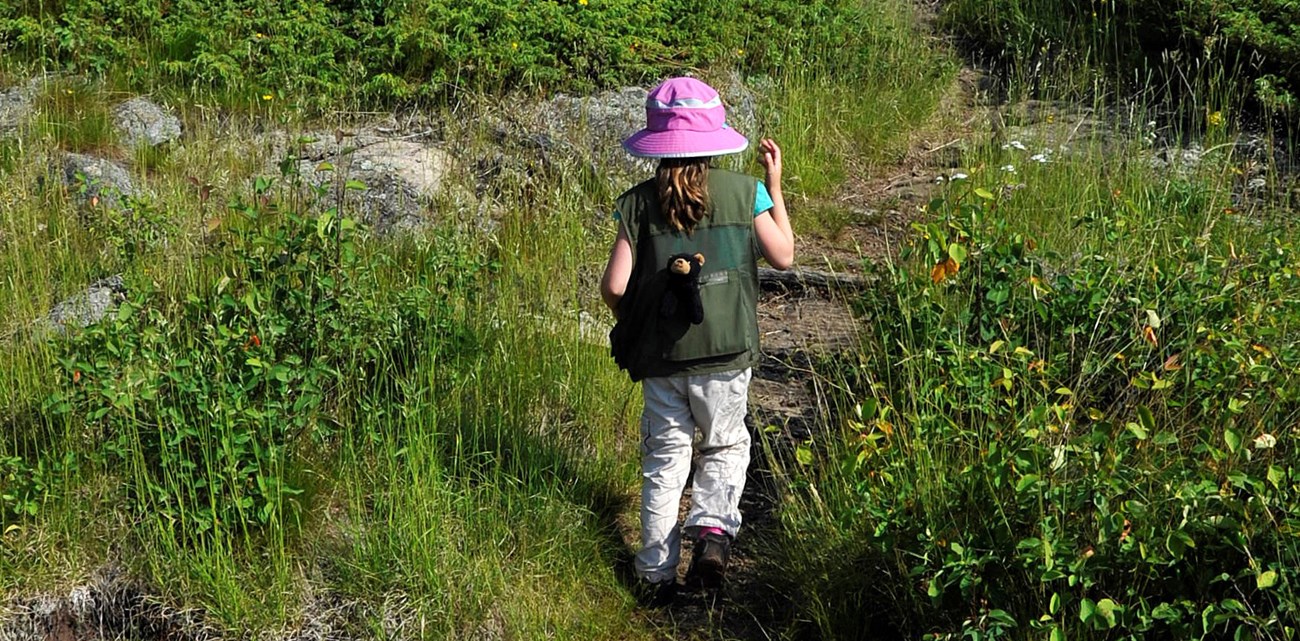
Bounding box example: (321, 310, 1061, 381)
(693, 253, 705, 266)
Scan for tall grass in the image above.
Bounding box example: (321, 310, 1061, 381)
(2, 1, 966, 638)
(766, 27, 1300, 641)
(0, 77, 654, 637)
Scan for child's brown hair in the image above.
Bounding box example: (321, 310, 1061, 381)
(656, 157, 711, 234)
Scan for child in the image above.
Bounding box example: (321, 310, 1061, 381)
(600, 76, 794, 607)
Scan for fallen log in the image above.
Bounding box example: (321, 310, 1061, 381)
(757, 267, 871, 293)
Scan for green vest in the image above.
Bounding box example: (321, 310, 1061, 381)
(609, 169, 761, 381)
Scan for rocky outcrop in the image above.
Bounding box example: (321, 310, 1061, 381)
(273, 130, 453, 232)
(0, 78, 44, 134)
(113, 97, 182, 148)
(61, 154, 137, 208)
(45, 275, 126, 334)
(533, 85, 654, 185)
(491, 75, 766, 200)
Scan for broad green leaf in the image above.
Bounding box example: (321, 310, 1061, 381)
(1096, 598, 1119, 628)
(1268, 465, 1285, 488)
(1050, 592, 1061, 615)
(1016, 474, 1040, 493)
(1126, 422, 1149, 440)
(1145, 308, 1162, 328)
(1257, 570, 1278, 590)
(1225, 428, 1242, 453)
(858, 397, 878, 420)
(345, 179, 368, 191)
(1166, 530, 1195, 558)
(316, 211, 334, 240)
(948, 243, 968, 265)
(795, 446, 813, 466)
(1049, 627, 1064, 641)
(1079, 597, 1096, 623)
(1137, 405, 1155, 433)
(975, 187, 995, 200)
(1234, 623, 1252, 641)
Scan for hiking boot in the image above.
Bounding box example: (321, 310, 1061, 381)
(635, 578, 678, 609)
(686, 532, 731, 589)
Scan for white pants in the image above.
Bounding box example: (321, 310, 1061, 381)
(635, 368, 752, 583)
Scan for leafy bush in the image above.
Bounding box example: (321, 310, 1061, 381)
(1, 0, 909, 109)
(42, 177, 489, 538)
(943, 0, 1300, 115)
(778, 186, 1300, 640)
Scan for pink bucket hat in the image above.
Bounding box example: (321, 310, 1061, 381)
(622, 77, 749, 159)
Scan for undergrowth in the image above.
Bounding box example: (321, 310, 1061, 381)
(3, 0, 942, 112)
(770, 125, 1300, 639)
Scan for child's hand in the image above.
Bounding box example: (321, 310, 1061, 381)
(759, 138, 782, 191)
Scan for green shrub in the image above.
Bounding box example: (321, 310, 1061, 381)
(778, 186, 1300, 639)
(42, 177, 490, 539)
(942, 0, 1299, 117)
(1, 0, 928, 109)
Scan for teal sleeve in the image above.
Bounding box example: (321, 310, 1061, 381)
(754, 181, 774, 216)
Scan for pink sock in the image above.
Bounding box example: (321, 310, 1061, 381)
(699, 526, 726, 538)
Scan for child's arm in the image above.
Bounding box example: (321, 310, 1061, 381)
(755, 138, 794, 270)
(601, 224, 633, 318)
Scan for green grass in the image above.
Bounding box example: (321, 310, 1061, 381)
(0, 76, 655, 637)
(764, 47, 1300, 641)
(29, 77, 118, 153)
(14, 0, 1296, 639)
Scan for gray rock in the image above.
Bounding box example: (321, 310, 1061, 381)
(0, 77, 44, 134)
(290, 133, 452, 231)
(539, 86, 654, 184)
(713, 70, 764, 140)
(1179, 144, 1204, 167)
(46, 275, 125, 333)
(62, 153, 137, 208)
(113, 96, 182, 148)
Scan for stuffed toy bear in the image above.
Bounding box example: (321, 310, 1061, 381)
(661, 252, 706, 325)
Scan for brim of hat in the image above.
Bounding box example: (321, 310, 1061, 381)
(622, 127, 749, 159)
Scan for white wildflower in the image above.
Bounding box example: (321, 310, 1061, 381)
(1031, 153, 1049, 163)
(1254, 433, 1277, 449)
(1001, 164, 1016, 173)
(935, 175, 946, 183)
(1010, 140, 1027, 151)
(951, 173, 969, 181)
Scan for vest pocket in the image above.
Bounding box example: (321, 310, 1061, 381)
(663, 270, 753, 362)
